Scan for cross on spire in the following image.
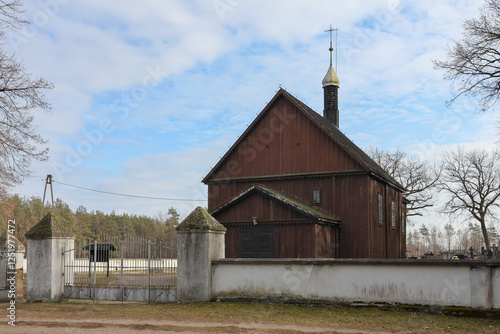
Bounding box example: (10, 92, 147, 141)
(325, 24, 337, 67)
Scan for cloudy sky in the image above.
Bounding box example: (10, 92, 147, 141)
(7, 0, 498, 225)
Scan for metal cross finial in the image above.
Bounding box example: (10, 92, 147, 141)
(325, 24, 338, 68)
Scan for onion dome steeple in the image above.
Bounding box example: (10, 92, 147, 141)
(322, 64, 340, 87)
(323, 25, 339, 128)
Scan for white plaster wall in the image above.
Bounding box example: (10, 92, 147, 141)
(212, 262, 498, 309)
(493, 267, 500, 309)
(15, 250, 24, 270)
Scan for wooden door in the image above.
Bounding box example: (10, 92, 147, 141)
(239, 225, 275, 258)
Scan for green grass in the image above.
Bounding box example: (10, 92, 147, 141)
(12, 300, 500, 333)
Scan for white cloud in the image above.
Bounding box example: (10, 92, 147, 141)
(9, 0, 498, 218)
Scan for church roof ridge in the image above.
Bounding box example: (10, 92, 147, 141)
(278, 89, 404, 190)
(203, 88, 404, 191)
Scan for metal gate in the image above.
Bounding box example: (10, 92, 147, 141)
(63, 236, 177, 302)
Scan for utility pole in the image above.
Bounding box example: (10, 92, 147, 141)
(40, 174, 54, 219)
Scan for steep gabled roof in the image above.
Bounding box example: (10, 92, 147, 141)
(203, 88, 404, 190)
(211, 184, 340, 224)
(281, 89, 403, 189)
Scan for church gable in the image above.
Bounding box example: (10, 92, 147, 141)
(204, 37, 406, 258)
(203, 90, 366, 183)
(212, 184, 340, 224)
(213, 190, 307, 223)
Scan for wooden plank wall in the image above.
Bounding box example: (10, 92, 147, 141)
(215, 192, 338, 258)
(206, 94, 405, 259)
(368, 179, 404, 259)
(214, 191, 306, 223)
(208, 97, 363, 184)
(213, 174, 406, 259)
(315, 224, 339, 258)
(335, 175, 370, 258)
(224, 223, 339, 258)
(210, 177, 337, 217)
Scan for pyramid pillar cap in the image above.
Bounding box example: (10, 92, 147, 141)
(25, 213, 76, 239)
(176, 207, 226, 232)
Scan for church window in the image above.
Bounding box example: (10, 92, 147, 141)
(312, 188, 322, 205)
(378, 193, 383, 226)
(402, 210, 406, 234)
(391, 200, 396, 229)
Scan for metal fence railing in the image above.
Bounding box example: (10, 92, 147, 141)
(64, 236, 177, 290)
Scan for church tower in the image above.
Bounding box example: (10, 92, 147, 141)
(322, 26, 340, 128)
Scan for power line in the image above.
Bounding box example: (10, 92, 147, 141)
(52, 180, 208, 202)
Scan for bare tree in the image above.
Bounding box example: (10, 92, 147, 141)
(419, 224, 431, 254)
(428, 225, 442, 255)
(439, 147, 500, 251)
(487, 224, 499, 247)
(368, 147, 440, 221)
(434, 0, 500, 111)
(0, 1, 52, 195)
(443, 223, 455, 258)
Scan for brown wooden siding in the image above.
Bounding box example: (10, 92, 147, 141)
(315, 224, 339, 258)
(224, 225, 239, 258)
(275, 224, 315, 258)
(209, 175, 349, 216)
(213, 192, 339, 258)
(401, 201, 407, 257)
(213, 191, 307, 223)
(366, 179, 405, 259)
(208, 98, 364, 183)
(334, 175, 371, 258)
(223, 223, 339, 258)
(206, 94, 405, 259)
(210, 173, 404, 259)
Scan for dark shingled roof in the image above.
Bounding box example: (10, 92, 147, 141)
(211, 184, 340, 224)
(203, 88, 404, 191)
(280, 89, 403, 189)
(25, 213, 76, 239)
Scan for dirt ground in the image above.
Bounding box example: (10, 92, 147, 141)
(1, 303, 371, 334)
(1, 300, 498, 334)
(1, 318, 392, 334)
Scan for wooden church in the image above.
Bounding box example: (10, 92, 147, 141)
(203, 45, 406, 259)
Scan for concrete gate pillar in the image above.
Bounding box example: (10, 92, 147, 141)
(0, 231, 25, 300)
(176, 207, 226, 302)
(25, 213, 75, 302)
